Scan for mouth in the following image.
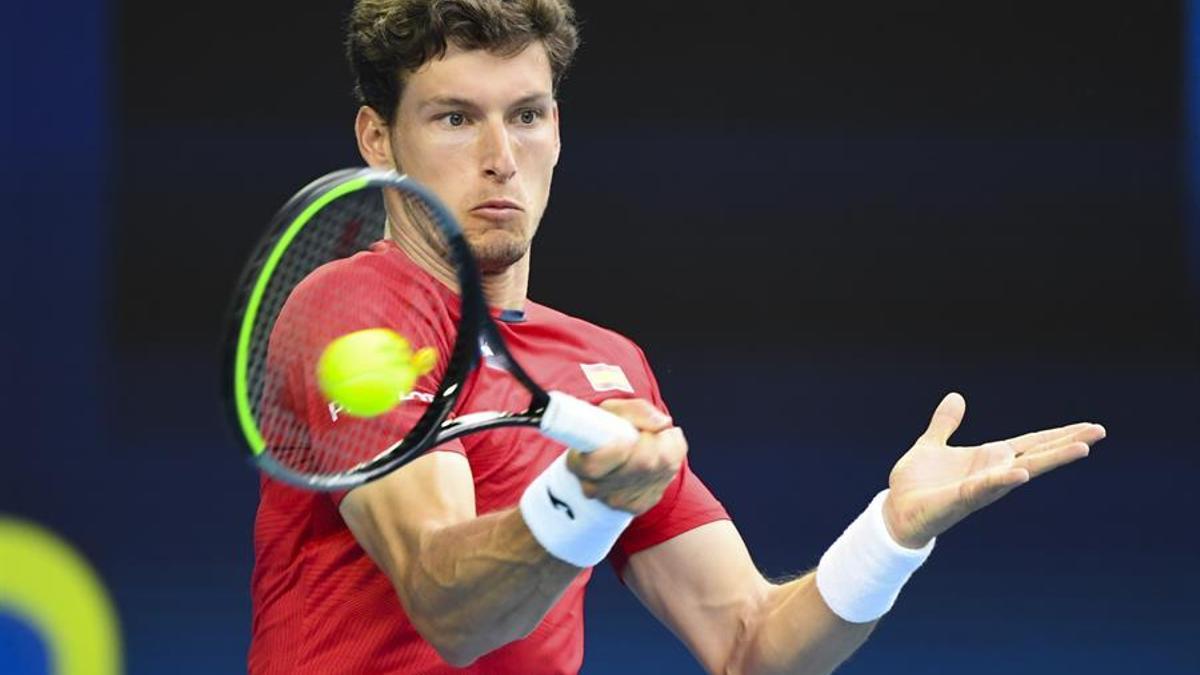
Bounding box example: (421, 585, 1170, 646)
(470, 199, 524, 221)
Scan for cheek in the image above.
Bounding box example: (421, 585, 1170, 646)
(396, 134, 473, 190)
(516, 131, 559, 181)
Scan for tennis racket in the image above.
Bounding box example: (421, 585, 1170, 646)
(223, 168, 638, 491)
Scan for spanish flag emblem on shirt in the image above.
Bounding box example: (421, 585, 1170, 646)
(579, 363, 634, 393)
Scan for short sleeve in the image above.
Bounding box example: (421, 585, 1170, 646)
(608, 457, 729, 576)
(608, 347, 729, 576)
(259, 248, 465, 507)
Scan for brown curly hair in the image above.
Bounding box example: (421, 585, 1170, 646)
(346, 0, 580, 123)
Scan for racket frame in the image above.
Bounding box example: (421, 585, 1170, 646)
(223, 168, 558, 490)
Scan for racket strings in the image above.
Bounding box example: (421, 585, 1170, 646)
(246, 191, 386, 418)
(247, 188, 452, 478)
(398, 191, 454, 260)
(260, 288, 447, 477)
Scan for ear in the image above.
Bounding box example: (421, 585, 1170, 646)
(355, 106, 395, 169)
(551, 100, 562, 167)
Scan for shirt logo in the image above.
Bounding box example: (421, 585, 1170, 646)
(479, 336, 506, 370)
(579, 363, 634, 393)
(547, 488, 575, 520)
(327, 390, 434, 422)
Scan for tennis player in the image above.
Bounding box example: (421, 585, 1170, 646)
(248, 1, 1106, 673)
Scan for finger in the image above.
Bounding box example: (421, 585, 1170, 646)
(648, 423, 687, 462)
(921, 392, 966, 445)
(611, 426, 686, 487)
(567, 439, 636, 480)
(623, 488, 672, 514)
(569, 399, 668, 478)
(1014, 441, 1090, 478)
(977, 440, 1016, 469)
(580, 427, 686, 508)
(569, 420, 685, 483)
(957, 464, 1031, 511)
(1017, 425, 1105, 461)
(654, 426, 688, 474)
(1006, 422, 1106, 456)
(1063, 423, 1106, 448)
(604, 482, 671, 514)
(1004, 422, 1093, 455)
(599, 398, 673, 432)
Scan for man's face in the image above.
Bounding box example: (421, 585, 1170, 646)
(387, 42, 561, 272)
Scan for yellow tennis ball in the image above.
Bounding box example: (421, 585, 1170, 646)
(316, 328, 436, 418)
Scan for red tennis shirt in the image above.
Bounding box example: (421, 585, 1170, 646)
(249, 240, 728, 674)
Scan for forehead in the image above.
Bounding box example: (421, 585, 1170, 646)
(400, 42, 554, 109)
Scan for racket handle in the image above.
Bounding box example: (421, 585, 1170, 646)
(540, 391, 640, 453)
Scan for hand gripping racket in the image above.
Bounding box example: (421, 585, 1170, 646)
(223, 168, 638, 490)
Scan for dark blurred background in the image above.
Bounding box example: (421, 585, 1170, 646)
(3, 1, 1198, 673)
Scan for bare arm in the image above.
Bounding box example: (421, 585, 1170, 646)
(340, 451, 580, 666)
(339, 399, 684, 666)
(626, 394, 1105, 675)
(625, 521, 875, 675)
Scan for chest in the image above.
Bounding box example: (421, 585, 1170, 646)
(453, 321, 650, 513)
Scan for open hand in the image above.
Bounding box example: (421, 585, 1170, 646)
(883, 393, 1106, 549)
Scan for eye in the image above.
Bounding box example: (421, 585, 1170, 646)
(516, 109, 541, 125)
(446, 112, 467, 127)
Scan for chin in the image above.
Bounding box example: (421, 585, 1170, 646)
(467, 229, 530, 272)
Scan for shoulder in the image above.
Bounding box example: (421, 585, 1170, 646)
(289, 240, 445, 307)
(275, 240, 457, 348)
(526, 301, 648, 358)
(281, 240, 456, 329)
(522, 300, 664, 402)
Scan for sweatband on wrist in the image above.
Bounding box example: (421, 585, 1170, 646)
(815, 489, 935, 623)
(519, 452, 634, 568)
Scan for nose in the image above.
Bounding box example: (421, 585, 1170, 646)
(479, 118, 518, 183)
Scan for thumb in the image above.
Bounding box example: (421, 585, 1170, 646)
(921, 392, 966, 445)
(599, 398, 673, 432)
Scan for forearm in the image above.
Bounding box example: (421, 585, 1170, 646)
(731, 573, 875, 675)
(731, 491, 933, 675)
(394, 507, 581, 665)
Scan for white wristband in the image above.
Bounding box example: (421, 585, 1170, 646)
(519, 452, 634, 568)
(815, 490, 935, 623)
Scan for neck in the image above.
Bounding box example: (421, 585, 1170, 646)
(386, 222, 529, 312)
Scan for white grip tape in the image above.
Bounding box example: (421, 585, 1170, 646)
(815, 490, 935, 623)
(519, 452, 634, 568)
(539, 390, 639, 453)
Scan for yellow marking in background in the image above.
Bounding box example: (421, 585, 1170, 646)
(0, 517, 122, 675)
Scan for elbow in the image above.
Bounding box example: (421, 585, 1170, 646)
(422, 625, 532, 668)
(718, 582, 777, 675)
(432, 641, 482, 669)
(410, 620, 483, 667)
(383, 564, 487, 664)
(384, 543, 539, 666)
(405, 613, 487, 667)
(718, 614, 758, 675)
(409, 609, 533, 667)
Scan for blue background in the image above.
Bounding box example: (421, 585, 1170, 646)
(2, 1, 1198, 673)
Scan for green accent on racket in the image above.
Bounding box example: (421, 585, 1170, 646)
(233, 176, 372, 455)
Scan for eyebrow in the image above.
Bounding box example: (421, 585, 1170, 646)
(418, 92, 553, 113)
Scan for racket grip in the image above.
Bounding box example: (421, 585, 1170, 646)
(540, 391, 639, 453)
